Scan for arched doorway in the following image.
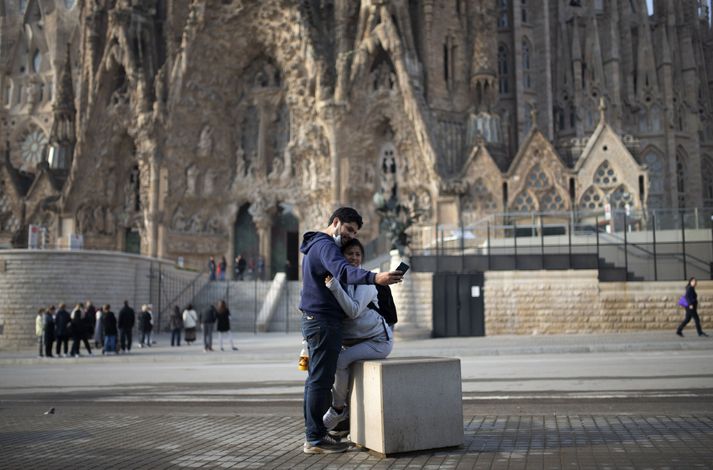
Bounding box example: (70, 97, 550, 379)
(271, 203, 299, 280)
(234, 203, 260, 277)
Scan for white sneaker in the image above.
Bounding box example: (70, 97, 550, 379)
(322, 406, 348, 431)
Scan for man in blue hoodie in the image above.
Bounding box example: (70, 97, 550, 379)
(300, 207, 403, 454)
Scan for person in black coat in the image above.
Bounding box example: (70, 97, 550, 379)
(139, 304, 154, 347)
(84, 301, 96, 343)
(70, 303, 92, 356)
(677, 277, 708, 337)
(118, 300, 136, 352)
(43, 307, 56, 358)
(201, 305, 217, 352)
(102, 305, 118, 354)
(54, 303, 71, 357)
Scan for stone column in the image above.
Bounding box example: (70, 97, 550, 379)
(389, 249, 430, 339)
(318, 101, 346, 206)
(147, 155, 160, 258)
(253, 217, 272, 280)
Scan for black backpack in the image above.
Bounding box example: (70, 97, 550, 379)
(367, 285, 398, 326)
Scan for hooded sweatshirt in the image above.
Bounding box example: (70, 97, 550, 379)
(326, 279, 391, 342)
(299, 231, 376, 320)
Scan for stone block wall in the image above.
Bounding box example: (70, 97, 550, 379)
(0, 250, 195, 350)
(484, 270, 712, 335)
(391, 272, 434, 331)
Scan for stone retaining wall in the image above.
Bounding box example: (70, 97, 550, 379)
(484, 270, 712, 335)
(0, 250, 195, 350)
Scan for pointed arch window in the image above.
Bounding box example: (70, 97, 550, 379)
(593, 161, 619, 187)
(643, 149, 665, 210)
(676, 149, 687, 208)
(540, 188, 566, 211)
(498, 45, 509, 94)
(579, 186, 605, 210)
(521, 0, 528, 23)
(512, 190, 537, 212)
(498, 0, 509, 28)
(522, 39, 532, 89)
(702, 155, 713, 207)
(610, 185, 633, 209)
(32, 50, 41, 74)
(526, 164, 550, 190)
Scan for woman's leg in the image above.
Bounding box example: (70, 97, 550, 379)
(332, 339, 394, 409)
(691, 309, 703, 335)
(677, 310, 693, 334)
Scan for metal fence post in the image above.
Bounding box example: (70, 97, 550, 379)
(623, 211, 629, 281)
(513, 220, 518, 270)
(285, 279, 289, 334)
(540, 214, 545, 269)
(681, 210, 687, 280)
(254, 276, 258, 335)
(594, 215, 599, 271)
(652, 212, 658, 281)
(487, 222, 492, 271)
(158, 264, 162, 332)
(568, 215, 573, 269)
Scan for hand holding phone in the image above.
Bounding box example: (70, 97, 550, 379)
(395, 261, 410, 274)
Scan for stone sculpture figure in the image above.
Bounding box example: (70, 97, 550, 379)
(197, 125, 213, 158)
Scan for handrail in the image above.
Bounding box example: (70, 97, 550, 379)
(159, 270, 207, 319)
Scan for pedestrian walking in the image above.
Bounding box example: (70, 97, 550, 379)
(201, 304, 217, 352)
(85, 300, 96, 338)
(54, 303, 71, 357)
(170, 305, 183, 346)
(93, 306, 104, 348)
(35, 308, 45, 358)
(118, 300, 136, 352)
(219, 256, 227, 281)
(70, 303, 92, 356)
(236, 254, 247, 281)
(215, 300, 238, 351)
(102, 305, 118, 355)
(43, 307, 56, 358)
(677, 277, 709, 337)
(208, 256, 217, 281)
(139, 304, 153, 347)
(182, 304, 198, 345)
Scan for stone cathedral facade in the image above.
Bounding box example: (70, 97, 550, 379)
(1, 0, 713, 273)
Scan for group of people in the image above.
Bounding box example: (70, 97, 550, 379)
(35, 301, 157, 357)
(208, 254, 263, 281)
(168, 301, 239, 352)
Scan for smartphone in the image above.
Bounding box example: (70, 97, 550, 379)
(395, 261, 410, 274)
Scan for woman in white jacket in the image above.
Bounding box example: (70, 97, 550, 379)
(322, 238, 393, 431)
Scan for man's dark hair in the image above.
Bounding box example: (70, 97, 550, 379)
(328, 207, 363, 229)
(341, 238, 365, 256)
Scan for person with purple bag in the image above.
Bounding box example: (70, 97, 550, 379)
(676, 277, 708, 337)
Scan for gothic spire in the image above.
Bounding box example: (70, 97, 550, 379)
(48, 44, 76, 171)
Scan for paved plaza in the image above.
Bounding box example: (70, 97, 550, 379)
(1, 332, 713, 469)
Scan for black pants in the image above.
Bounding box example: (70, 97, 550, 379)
(677, 308, 703, 335)
(44, 338, 54, 357)
(70, 333, 92, 355)
(56, 335, 69, 355)
(120, 329, 133, 351)
(171, 328, 181, 346)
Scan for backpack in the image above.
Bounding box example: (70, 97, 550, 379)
(367, 284, 398, 326)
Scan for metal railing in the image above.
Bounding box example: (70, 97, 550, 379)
(408, 208, 713, 281)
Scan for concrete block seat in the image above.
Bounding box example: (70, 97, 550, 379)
(349, 357, 464, 456)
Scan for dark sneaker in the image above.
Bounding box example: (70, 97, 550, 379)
(303, 435, 349, 454)
(699, 332, 709, 337)
(329, 417, 350, 438)
(676, 331, 684, 337)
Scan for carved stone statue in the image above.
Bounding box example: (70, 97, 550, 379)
(197, 125, 213, 158)
(186, 165, 198, 195)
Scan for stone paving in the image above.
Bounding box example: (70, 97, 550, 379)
(1, 410, 712, 469)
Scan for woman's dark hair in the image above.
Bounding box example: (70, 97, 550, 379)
(217, 300, 227, 314)
(688, 277, 697, 286)
(187, 304, 193, 310)
(341, 238, 365, 256)
(329, 207, 363, 229)
(174, 305, 180, 314)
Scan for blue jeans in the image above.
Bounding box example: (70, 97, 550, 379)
(171, 328, 181, 346)
(104, 335, 117, 353)
(301, 313, 342, 444)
